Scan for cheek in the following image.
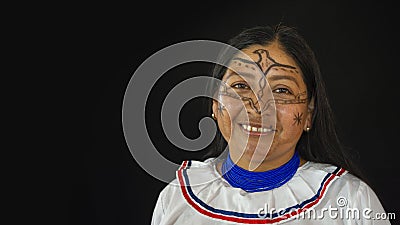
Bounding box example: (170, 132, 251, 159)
(216, 98, 245, 141)
(276, 105, 307, 135)
(217, 110, 232, 141)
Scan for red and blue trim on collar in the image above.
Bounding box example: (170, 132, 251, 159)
(177, 160, 346, 224)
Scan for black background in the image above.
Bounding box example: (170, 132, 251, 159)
(77, 1, 400, 224)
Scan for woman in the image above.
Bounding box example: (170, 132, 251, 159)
(151, 25, 390, 224)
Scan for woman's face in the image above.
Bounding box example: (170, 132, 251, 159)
(213, 42, 313, 170)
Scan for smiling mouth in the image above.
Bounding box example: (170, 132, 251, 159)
(239, 123, 276, 135)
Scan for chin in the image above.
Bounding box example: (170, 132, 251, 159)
(241, 147, 271, 162)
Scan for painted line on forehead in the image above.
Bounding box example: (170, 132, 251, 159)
(262, 61, 298, 76)
(220, 57, 250, 81)
(231, 57, 257, 66)
(223, 65, 263, 82)
(271, 66, 299, 74)
(228, 59, 259, 79)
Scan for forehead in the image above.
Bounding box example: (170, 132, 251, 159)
(242, 43, 298, 68)
(223, 43, 303, 82)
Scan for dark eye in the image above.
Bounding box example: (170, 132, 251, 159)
(232, 83, 249, 89)
(273, 87, 292, 94)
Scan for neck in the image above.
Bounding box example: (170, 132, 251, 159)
(231, 150, 297, 172)
(221, 151, 301, 192)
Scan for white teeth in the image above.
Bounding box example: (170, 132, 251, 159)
(241, 124, 273, 133)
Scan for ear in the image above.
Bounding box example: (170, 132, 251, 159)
(304, 97, 315, 131)
(212, 99, 219, 120)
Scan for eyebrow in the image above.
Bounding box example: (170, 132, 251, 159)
(268, 75, 300, 87)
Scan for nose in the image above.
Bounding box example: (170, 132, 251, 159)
(245, 96, 261, 114)
(244, 95, 274, 116)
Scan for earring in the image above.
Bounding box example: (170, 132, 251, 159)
(306, 127, 310, 132)
(211, 113, 216, 120)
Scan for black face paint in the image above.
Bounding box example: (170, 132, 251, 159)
(293, 112, 303, 126)
(253, 49, 298, 75)
(274, 91, 307, 105)
(218, 49, 307, 115)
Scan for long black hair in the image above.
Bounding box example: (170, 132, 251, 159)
(204, 24, 364, 180)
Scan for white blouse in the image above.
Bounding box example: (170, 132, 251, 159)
(151, 158, 390, 225)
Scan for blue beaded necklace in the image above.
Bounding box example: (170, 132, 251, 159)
(221, 151, 300, 193)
